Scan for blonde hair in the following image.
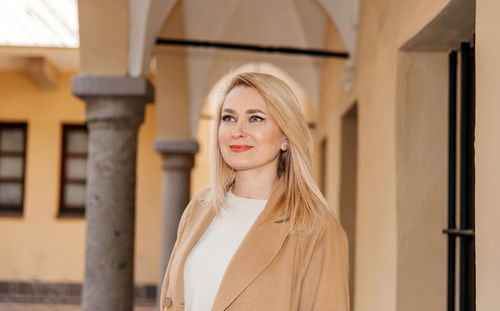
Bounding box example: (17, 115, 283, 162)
(205, 72, 332, 231)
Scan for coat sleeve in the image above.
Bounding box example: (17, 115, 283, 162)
(299, 218, 350, 311)
(159, 194, 196, 310)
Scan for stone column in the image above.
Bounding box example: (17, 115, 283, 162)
(155, 140, 199, 303)
(72, 76, 154, 311)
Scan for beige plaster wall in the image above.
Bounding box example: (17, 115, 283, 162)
(77, 0, 128, 75)
(338, 105, 358, 310)
(395, 52, 448, 310)
(155, 2, 192, 141)
(319, 2, 400, 308)
(155, 48, 191, 140)
(191, 118, 212, 196)
(0, 71, 162, 284)
(317, 0, 453, 310)
(475, 0, 500, 308)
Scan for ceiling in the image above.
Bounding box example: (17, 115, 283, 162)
(156, 0, 355, 128)
(0, 0, 79, 71)
(0, 0, 78, 48)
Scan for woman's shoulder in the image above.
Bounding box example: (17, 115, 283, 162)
(295, 212, 348, 257)
(320, 213, 347, 239)
(295, 211, 345, 237)
(183, 188, 213, 216)
(176, 188, 213, 234)
(191, 188, 211, 203)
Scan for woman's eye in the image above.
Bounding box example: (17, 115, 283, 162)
(222, 115, 235, 122)
(250, 115, 264, 122)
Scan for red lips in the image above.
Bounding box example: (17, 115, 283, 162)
(229, 145, 253, 152)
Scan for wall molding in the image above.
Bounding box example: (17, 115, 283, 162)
(0, 281, 156, 305)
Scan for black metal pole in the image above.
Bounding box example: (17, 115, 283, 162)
(459, 41, 475, 311)
(447, 50, 457, 311)
(156, 38, 349, 59)
(466, 41, 476, 311)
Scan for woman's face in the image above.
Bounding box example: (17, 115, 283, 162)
(218, 86, 285, 175)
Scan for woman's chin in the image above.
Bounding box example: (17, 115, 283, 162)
(228, 164, 253, 172)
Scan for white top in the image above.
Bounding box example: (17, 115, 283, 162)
(183, 189, 267, 311)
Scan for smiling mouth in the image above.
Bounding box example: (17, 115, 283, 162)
(229, 145, 254, 152)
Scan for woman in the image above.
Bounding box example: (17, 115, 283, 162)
(160, 73, 349, 311)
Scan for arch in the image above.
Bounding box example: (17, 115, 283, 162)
(153, 0, 356, 136)
(189, 53, 321, 139)
(128, 0, 178, 76)
(316, 0, 359, 57)
(78, 0, 359, 82)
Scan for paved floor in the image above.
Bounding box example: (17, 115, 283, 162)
(0, 303, 156, 311)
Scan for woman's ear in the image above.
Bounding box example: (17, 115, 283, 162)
(281, 138, 288, 151)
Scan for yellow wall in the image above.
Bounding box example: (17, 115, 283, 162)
(0, 71, 162, 284)
(135, 103, 163, 285)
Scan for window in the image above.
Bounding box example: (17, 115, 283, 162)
(59, 124, 88, 217)
(0, 123, 27, 216)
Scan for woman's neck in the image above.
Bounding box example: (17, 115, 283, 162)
(232, 169, 278, 200)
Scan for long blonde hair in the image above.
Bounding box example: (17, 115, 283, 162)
(205, 72, 332, 231)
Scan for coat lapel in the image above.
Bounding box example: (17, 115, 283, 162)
(170, 201, 216, 306)
(211, 203, 291, 311)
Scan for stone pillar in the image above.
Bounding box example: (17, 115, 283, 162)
(72, 76, 154, 311)
(155, 140, 199, 303)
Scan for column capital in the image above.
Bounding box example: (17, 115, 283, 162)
(72, 75, 154, 128)
(155, 140, 199, 171)
(71, 75, 155, 103)
(155, 140, 199, 155)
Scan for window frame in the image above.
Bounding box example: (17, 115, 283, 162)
(58, 124, 88, 218)
(0, 122, 28, 217)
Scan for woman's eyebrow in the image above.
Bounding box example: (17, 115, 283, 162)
(246, 109, 266, 114)
(221, 108, 266, 115)
(222, 108, 236, 114)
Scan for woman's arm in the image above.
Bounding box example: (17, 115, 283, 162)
(299, 219, 350, 310)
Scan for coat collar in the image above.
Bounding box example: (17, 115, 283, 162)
(211, 202, 291, 310)
(170, 199, 216, 308)
(170, 194, 291, 311)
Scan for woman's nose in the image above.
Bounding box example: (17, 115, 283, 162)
(231, 121, 246, 138)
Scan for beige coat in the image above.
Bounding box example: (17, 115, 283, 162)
(160, 190, 350, 311)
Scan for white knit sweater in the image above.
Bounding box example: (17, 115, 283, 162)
(183, 189, 267, 311)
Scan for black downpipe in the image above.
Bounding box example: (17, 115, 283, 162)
(459, 42, 476, 311)
(467, 43, 476, 311)
(447, 50, 457, 311)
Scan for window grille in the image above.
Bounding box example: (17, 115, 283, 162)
(0, 123, 27, 216)
(59, 124, 88, 217)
